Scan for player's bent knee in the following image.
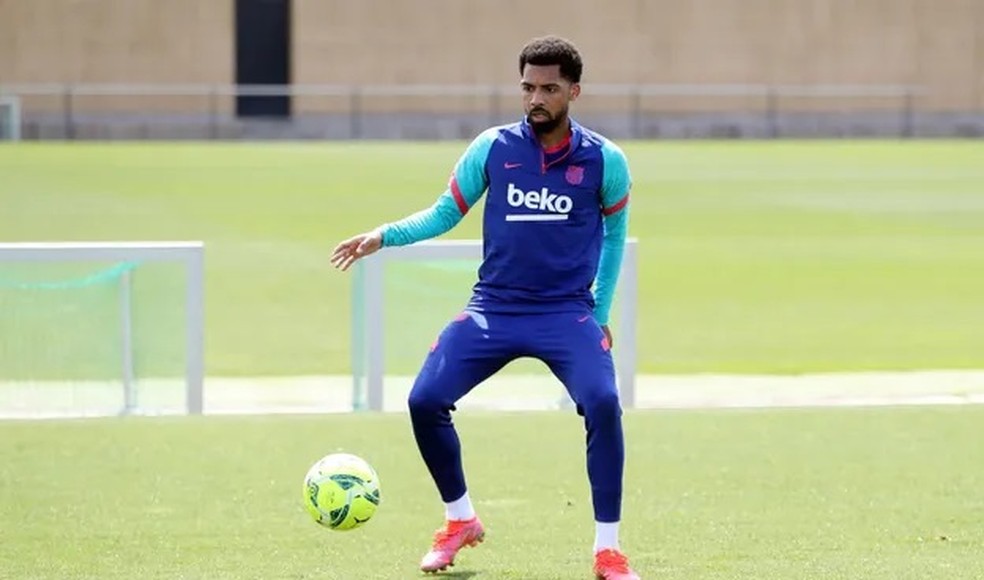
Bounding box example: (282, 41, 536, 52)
(407, 384, 449, 419)
(406, 389, 436, 415)
(580, 389, 622, 423)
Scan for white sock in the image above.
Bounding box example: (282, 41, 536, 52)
(594, 521, 620, 553)
(445, 491, 476, 521)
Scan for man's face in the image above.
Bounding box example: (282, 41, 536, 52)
(521, 64, 580, 135)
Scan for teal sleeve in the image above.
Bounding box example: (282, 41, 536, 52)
(380, 129, 498, 247)
(377, 193, 463, 247)
(593, 141, 632, 325)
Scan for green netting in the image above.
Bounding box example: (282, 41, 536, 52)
(353, 258, 627, 410)
(0, 261, 186, 417)
(381, 260, 557, 377)
(384, 259, 477, 376)
(126, 263, 186, 381)
(0, 262, 130, 382)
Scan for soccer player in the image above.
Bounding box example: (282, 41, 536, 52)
(330, 36, 639, 580)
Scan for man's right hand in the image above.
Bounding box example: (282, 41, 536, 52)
(330, 229, 383, 271)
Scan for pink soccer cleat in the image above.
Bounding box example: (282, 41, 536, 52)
(593, 549, 641, 579)
(419, 517, 485, 573)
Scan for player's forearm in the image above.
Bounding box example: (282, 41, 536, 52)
(379, 192, 463, 247)
(592, 210, 628, 325)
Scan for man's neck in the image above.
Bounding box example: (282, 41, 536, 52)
(536, 118, 572, 151)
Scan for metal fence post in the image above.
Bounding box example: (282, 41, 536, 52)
(208, 87, 219, 140)
(489, 85, 500, 128)
(63, 85, 75, 140)
(902, 89, 915, 139)
(766, 87, 779, 139)
(349, 87, 362, 139)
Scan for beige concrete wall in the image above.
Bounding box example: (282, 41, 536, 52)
(0, 0, 233, 113)
(294, 0, 983, 112)
(1, 0, 979, 117)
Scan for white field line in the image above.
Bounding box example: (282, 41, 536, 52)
(2, 370, 984, 419)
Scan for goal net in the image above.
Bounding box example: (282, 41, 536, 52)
(0, 242, 204, 418)
(351, 240, 639, 412)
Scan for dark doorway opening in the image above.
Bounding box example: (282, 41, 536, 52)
(235, 0, 291, 118)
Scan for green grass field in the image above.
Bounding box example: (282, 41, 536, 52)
(2, 140, 984, 578)
(2, 141, 983, 376)
(1, 407, 983, 579)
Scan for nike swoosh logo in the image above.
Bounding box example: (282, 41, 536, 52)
(504, 162, 522, 169)
(577, 315, 591, 322)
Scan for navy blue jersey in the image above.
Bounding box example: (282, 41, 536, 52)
(381, 118, 631, 324)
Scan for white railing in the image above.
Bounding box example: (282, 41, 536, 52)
(0, 82, 928, 139)
(0, 82, 926, 97)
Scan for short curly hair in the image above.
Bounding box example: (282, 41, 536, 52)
(518, 36, 583, 84)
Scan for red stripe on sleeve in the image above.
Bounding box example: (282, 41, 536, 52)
(450, 176, 469, 215)
(602, 193, 629, 216)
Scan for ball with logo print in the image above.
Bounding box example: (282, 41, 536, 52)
(302, 453, 381, 531)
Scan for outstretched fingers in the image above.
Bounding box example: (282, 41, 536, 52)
(330, 238, 361, 270)
(331, 230, 382, 271)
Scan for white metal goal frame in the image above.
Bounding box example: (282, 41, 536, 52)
(351, 239, 639, 411)
(0, 241, 205, 414)
(0, 94, 21, 141)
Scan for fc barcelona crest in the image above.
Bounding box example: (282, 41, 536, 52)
(565, 165, 584, 185)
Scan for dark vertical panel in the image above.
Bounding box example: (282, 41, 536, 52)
(235, 0, 291, 117)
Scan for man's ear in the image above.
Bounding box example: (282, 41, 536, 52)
(570, 83, 581, 102)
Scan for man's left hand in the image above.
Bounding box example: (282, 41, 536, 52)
(601, 324, 613, 349)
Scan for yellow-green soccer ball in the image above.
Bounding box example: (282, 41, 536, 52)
(303, 453, 381, 531)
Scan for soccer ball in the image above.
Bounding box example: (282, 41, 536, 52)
(303, 453, 381, 531)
